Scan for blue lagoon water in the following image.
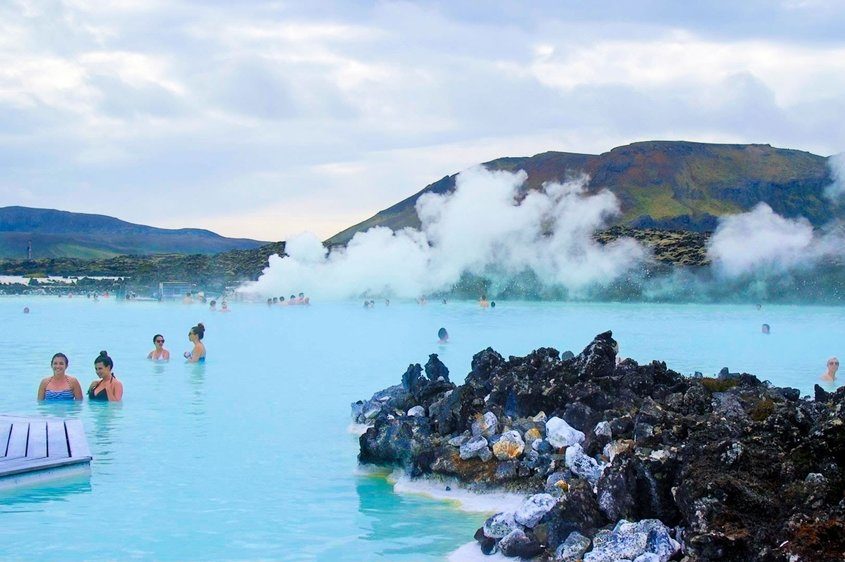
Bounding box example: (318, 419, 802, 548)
(0, 297, 843, 560)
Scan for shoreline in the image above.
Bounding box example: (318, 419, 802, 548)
(353, 331, 845, 560)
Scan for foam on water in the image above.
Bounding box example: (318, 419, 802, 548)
(448, 541, 511, 561)
(347, 422, 370, 436)
(352, 464, 394, 477)
(389, 469, 526, 513)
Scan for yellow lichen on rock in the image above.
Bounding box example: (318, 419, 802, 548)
(492, 439, 524, 460)
(525, 427, 542, 443)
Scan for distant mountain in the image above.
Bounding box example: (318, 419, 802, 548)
(327, 141, 835, 245)
(0, 206, 269, 258)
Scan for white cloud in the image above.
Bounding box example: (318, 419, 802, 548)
(528, 33, 845, 107)
(79, 51, 185, 94)
(0, 1, 844, 241)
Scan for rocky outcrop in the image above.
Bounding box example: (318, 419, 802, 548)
(354, 332, 845, 561)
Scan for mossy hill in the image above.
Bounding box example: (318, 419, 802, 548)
(327, 141, 834, 245)
(0, 206, 268, 259)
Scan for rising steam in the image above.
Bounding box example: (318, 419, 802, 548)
(243, 167, 646, 299)
(707, 203, 844, 278)
(824, 153, 845, 201)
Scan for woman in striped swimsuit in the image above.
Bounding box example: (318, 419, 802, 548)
(37, 353, 83, 401)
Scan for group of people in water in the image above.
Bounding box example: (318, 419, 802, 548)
(37, 351, 122, 402)
(149, 323, 206, 365)
(266, 293, 310, 306)
(37, 322, 206, 402)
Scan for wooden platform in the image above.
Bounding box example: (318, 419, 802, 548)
(0, 415, 92, 490)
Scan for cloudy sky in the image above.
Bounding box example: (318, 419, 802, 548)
(1, 0, 844, 241)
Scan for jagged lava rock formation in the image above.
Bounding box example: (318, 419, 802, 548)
(353, 333, 845, 561)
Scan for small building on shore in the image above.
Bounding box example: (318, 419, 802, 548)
(158, 281, 195, 300)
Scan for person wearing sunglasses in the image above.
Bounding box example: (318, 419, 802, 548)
(821, 357, 839, 382)
(147, 334, 170, 361)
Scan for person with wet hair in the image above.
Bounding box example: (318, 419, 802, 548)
(184, 322, 206, 363)
(437, 327, 449, 344)
(88, 351, 123, 401)
(821, 357, 839, 382)
(147, 334, 170, 361)
(38, 352, 83, 401)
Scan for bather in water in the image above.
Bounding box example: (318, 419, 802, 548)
(147, 334, 170, 361)
(184, 322, 206, 363)
(38, 352, 83, 401)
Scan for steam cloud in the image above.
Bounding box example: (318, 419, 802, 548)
(707, 203, 844, 277)
(709, 153, 845, 278)
(243, 167, 646, 299)
(824, 153, 845, 201)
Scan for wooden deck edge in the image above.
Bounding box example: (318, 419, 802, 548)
(0, 456, 91, 479)
(0, 462, 91, 491)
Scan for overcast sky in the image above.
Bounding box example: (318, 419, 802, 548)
(1, 0, 844, 241)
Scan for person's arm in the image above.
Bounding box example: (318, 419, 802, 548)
(162, 349, 170, 360)
(70, 377, 83, 400)
(37, 379, 47, 400)
(110, 380, 123, 401)
(147, 350, 153, 359)
(187, 346, 200, 363)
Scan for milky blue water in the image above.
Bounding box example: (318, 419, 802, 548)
(0, 297, 842, 560)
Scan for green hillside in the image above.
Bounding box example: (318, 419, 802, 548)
(0, 207, 269, 258)
(327, 141, 834, 245)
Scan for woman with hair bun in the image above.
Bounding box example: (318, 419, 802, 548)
(88, 351, 123, 401)
(184, 322, 206, 363)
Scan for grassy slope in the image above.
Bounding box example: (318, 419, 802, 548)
(0, 208, 268, 259)
(326, 142, 833, 245)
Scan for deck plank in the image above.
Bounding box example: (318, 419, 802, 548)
(3, 423, 29, 461)
(46, 421, 69, 459)
(27, 421, 48, 459)
(0, 456, 89, 478)
(0, 422, 11, 457)
(64, 420, 91, 459)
